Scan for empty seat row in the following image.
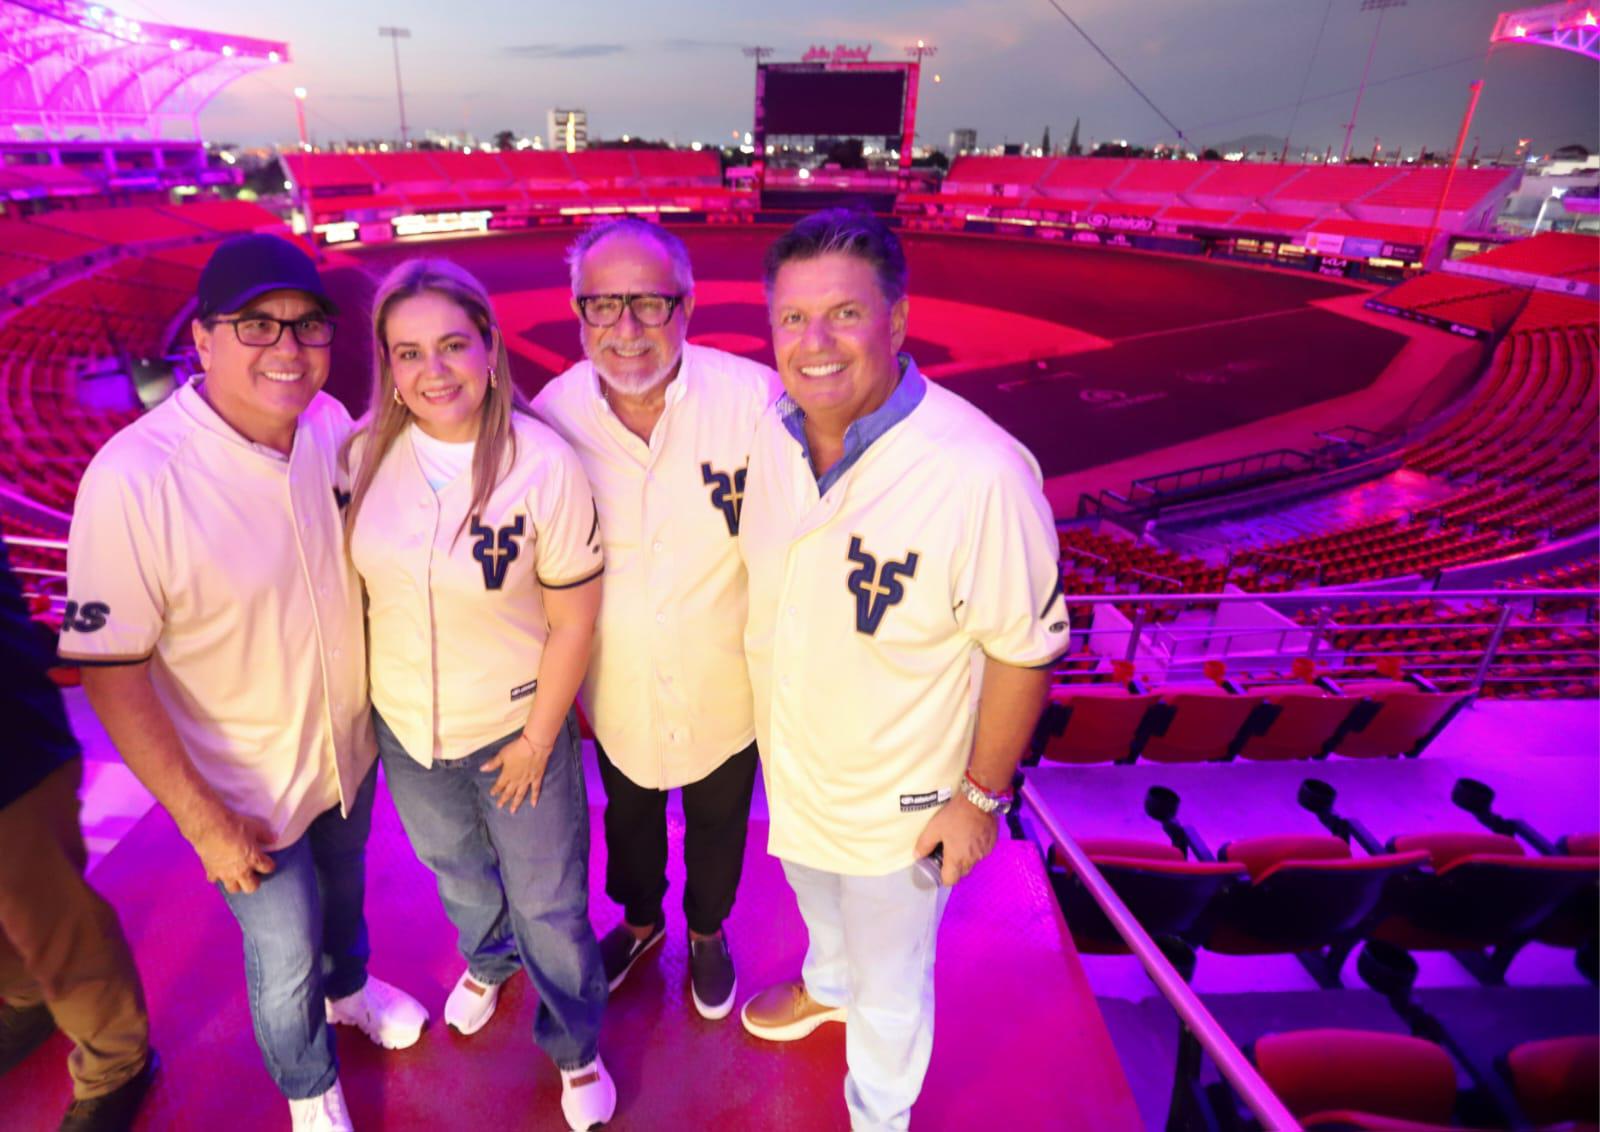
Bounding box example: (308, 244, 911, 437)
(1032, 674, 1468, 764)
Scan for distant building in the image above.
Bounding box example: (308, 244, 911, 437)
(547, 108, 588, 153)
(949, 128, 977, 155)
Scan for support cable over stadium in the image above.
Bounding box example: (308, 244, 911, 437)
(1042, 0, 1189, 148)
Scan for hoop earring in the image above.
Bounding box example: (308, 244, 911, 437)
(488, 366, 498, 390)
(392, 387, 404, 408)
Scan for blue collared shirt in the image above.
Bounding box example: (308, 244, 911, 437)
(777, 355, 927, 495)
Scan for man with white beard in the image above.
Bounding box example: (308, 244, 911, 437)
(533, 219, 777, 1020)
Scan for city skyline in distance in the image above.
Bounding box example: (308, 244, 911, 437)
(92, 0, 1599, 158)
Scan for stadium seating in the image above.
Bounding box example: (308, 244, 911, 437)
(1049, 835, 1246, 955)
(1204, 832, 1428, 962)
(1234, 684, 1364, 762)
(1504, 1035, 1600, 1126)
(30, 204, 213, 245)
(284, 146, 740, 226)
(1371, 831, 1600, 960)
(1252, 1029, 1458, 1128)
(1033, 685, 1159, 764)
(1138, 683, 1260, 763)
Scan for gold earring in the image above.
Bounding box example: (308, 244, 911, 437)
(488, 366, 498, 390)
(392, 387, 404, 408)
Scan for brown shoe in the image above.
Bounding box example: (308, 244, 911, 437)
(739, 980, 846, 1042)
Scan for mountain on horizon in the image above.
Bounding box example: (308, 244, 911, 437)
(1206, 133, 1288, 155)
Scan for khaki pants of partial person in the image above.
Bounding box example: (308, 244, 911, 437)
(0, 757, 149, 1099)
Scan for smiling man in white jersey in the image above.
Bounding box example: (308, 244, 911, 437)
(62, 234, 427, 1132)
(737, 209, 1069, 1131)
(534, 218, 777, 1020)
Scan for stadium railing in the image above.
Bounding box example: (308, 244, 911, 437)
(1054, 588, 1599, 702)
(1021, 783, 1304, 1130)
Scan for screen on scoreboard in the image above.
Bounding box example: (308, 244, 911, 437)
(762, 67, 906, 136)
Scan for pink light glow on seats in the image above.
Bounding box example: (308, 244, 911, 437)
(281, 151, 374, 189)
(29, 206, 210, 245)
(1184, 163, 1305, 201)
(157, 198, 285, 234)
(944, 155, 1050, 190)
(495, 149, 576, 181)
(1039, 158, 1132, 194)
(1268, 165, 1400, 205)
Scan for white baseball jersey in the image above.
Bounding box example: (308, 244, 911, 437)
(62, 382, 373, 850)
(740, 364, 1068, 875)
(533, 342, 778, 790)
(350, 412, 603, 765)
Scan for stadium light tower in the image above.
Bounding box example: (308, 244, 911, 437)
(1341, 0, 1405, 164)
(904, 39, 937, 154)
(293, 86, 308, 151)
(743, 45, 773, 63)
(378, 25, 411, 147)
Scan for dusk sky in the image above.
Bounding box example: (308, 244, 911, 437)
(120, 0, 1597, 157)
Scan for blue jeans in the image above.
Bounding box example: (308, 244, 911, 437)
(375, 709, 606, 1069)
(218, 760, 376, 1100)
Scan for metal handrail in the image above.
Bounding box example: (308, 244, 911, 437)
(4, 535, 67, 550)
(1021, 783, 1303, 1132)
(1058, 588, 1598, 604)
(1057, 588, 1599, 696)
(1130, 448, 1310, 499)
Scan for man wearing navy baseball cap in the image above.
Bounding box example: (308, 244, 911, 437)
(64, 232, 427, 1130)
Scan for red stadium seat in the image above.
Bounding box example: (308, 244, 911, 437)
(1371, 832, 1600, 961)
(1506, 1035, 1600, 1127)
(1048, 836, 1246, 955)
(1329, 680, 1469, 759)
(1253, 1029, 1457, 1126)
(1205, 835, 1427, 959)
(1139, 683, 1261, 763)
(1235, 685, 1363, 761)
(1032, 686, 1159, 764)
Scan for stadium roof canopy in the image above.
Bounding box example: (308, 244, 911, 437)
(1491, 1, 1600, 60)
(0, 0, 288, 140)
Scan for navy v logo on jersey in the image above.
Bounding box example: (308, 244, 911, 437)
(471, 514, 525, 590)
(846, 536, 919, 636)
(701, 462, 747, 536)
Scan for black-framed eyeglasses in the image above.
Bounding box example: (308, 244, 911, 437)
(208, 314, 336, 348)
(575, 293, 684, 329)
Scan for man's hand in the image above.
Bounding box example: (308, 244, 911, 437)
(190, 808, 277, 895)
(914, 793, 998, 886)
(482, 733, 554, 814)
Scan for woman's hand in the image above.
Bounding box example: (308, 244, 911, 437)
(481, 732, 554, 814)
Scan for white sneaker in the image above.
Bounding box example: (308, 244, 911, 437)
(288, 1080, 354, 1132)
(443, 970, 501, 1036)
(325, 975, 428, 1050)
(559, 1055, 617, 1131)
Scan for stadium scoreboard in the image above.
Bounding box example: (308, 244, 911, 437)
(752, 60, 920, 198)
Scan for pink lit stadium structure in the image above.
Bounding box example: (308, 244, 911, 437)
(0, 0, 287, 140)
(1, 2, 1596, 1129)
(1492, 0, 1600, 59)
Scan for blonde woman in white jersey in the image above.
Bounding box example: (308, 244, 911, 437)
(344, 259, 614, 1131)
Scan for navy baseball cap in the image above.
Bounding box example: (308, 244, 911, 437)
(196, 233, 337, 319)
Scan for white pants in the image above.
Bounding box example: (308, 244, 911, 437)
(781, 859, 951, 1132)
